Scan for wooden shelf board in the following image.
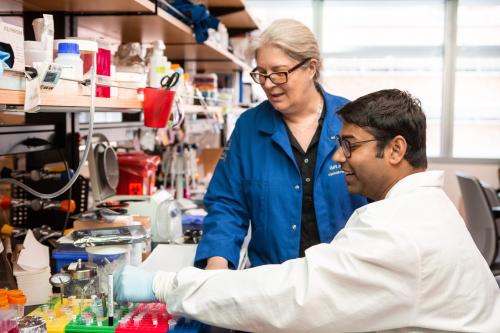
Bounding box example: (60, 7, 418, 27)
(79, 14, 250, 71)
(0, 90, 142, 109)
(203, 0, 245, 7)
(78, 11, 193, 44)
(199, 0, 258, 30)
(1, 0, 252, 71)
(0, 90, 244, 115)
(0, 0, 154, 13)
(167, 42, 250, 71)
(218, 10, 258, 30)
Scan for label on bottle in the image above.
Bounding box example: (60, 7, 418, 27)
(155, 66, 167, 74)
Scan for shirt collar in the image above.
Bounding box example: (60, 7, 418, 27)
(385, 170, 444, 199)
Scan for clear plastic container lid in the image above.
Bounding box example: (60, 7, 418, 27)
(85, 245, 129, 256)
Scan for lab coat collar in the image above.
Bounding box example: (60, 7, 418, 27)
(385, 170, 444, 199)
(256, 85, 341, 173)
(256, 84, 341, 140)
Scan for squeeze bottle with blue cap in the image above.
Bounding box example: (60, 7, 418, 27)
(54, 42, 83, 94)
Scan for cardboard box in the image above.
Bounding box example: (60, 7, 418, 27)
(73, 215, 151, 231)
(199, 148, 223, 177)
(0, 21, 25, 72)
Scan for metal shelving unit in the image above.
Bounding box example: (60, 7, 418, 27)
(0, 124, 56, 155)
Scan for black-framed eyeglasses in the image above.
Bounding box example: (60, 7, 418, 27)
(250, 57, 312, 85)
(334, 135, 377, 158)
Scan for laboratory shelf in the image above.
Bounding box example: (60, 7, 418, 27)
(203, 0, 259, 35)
(79, 122, 146, 143)
(0, 124, 55, 155)
(0, 0, 155, 14)
(0, 0, 254, 71)
(0, 89, 239, 115)
(204, 0, 247, 6)
(0, 90, 142, 112)
(77, 14, 250, 71)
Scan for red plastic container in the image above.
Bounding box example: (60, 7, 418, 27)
(82, 46, 112, 97)
(143, 88, 176, 128)
(116, 153, 161, 195)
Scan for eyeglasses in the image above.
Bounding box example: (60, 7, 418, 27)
(334, 135, 377, 158)
(250, 57, 312, 85)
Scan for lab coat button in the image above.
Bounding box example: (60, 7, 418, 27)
(294, 184, 300, 191)
(292, 224, 297, 231)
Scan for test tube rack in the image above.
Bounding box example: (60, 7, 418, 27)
(116, 303, 172, 333)
(29, 299, 208, 333)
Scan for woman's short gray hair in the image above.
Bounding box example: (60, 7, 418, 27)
(249, 19, 322, 81)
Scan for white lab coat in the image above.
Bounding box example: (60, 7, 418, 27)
(153, 171, 500, 332)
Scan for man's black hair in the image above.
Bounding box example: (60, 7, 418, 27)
(337, 89, 427, 168)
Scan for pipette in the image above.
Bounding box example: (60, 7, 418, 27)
(108, 274, 114, 326)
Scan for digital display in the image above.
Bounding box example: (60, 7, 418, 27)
(44, 71, 58, 83)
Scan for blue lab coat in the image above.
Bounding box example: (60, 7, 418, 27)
(194, 89, 368, 269)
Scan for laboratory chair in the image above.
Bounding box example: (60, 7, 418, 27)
(481, 182, 500, 231)
(456, 173, 500, 274)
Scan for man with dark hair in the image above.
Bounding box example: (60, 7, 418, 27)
(115, 89, 500, 332)
(336, 89, 427, 168)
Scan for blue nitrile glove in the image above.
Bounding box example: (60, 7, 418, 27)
(113, 265, 157, 303)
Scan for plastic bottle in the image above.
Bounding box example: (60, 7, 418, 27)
(170, 63, 184, 93)
(182, 73, 195, 104)
(54, 42, 83, 81)
(148, 41, 170, 88)
(0, 295, 18, 333)
(54, 42, 83, 95)
(8, 294, 26, 318)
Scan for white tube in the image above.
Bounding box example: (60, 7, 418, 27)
(0, 52, 96, 199)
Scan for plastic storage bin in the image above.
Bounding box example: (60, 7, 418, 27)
(116, 153, 160, 196)
(52, 246, 89, 273)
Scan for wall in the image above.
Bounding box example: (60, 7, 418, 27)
(428, 161, 499, 209)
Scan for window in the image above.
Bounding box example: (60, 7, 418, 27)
(453, 0, 500, 158)
(245, 0, 500, 160)
(321, 0, 445, 157)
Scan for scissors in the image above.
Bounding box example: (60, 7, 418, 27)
(160, 71, 180, 90)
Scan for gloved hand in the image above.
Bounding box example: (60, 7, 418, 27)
(113, 265, 157, 303)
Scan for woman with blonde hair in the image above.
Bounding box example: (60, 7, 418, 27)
(194, 18, 367, 270)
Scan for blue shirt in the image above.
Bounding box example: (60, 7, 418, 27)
(194, 88, 367, 269)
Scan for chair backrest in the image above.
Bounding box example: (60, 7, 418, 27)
(456, 173, 498, 266)
(480, 181, 500, 207)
